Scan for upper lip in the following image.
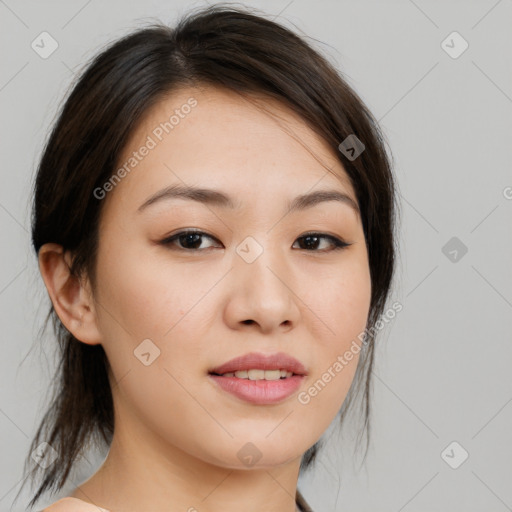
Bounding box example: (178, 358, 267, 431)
(209, 352, 307, 376)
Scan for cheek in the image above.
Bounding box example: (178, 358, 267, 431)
(94, 244, 217, 427)
(301, 250, 372, 345)
(93, 239, 223, 372)
(329, 266, 372, 345)
(298, 253, 371, 410)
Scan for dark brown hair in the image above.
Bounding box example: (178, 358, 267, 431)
(19, 3, 399, 508)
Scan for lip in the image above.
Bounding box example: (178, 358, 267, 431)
(208, 351, 307, 405)
(209, 374, 304, 404)
(209, 351, 307, 376)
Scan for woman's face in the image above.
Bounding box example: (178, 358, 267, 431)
(90, 85, 371, 468)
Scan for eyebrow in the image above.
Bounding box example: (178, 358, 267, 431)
(137, 184, 359, 215)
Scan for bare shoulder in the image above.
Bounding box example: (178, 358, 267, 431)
(41, 497, 111, 511)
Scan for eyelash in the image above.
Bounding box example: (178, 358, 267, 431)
(159, 229, 351, 253)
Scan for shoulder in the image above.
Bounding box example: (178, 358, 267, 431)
(40, 497, 111, 512)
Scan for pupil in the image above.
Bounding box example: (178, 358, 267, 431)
(181, 233, 201, 249)
(303, 236, 318, 249)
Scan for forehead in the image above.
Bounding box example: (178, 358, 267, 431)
(103, 85, 356, 215)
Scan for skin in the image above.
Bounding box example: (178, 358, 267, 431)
(38, 86, 372, 512)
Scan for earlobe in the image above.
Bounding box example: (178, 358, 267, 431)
(38, 243, 102, 345)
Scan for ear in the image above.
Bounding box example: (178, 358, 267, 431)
(38, 243, 102, 345)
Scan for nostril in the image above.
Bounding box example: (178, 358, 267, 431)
(242, 319, 254, 325)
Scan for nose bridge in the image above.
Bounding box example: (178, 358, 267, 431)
(235, 234, 285, 290)
(229, 233, 298, 330)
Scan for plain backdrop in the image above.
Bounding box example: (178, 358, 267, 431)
(1, 0, 511, 510)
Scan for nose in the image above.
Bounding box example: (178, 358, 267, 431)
(223, 242, 301, 335)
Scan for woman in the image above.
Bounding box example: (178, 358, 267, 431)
(19, 4, 398, 511)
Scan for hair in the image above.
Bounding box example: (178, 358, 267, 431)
(18, 3, 399, 508)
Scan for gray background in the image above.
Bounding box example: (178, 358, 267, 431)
(1, 0, 511, 510)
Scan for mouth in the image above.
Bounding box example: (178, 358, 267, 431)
(208, 352, 307, 404)
(209, 369, 296, 379)
(208, 351, 307, 377)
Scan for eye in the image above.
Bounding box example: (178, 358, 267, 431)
(160, 230, 351, 252)
(293, 232, 351, 252)
(160, 230, 220, 251)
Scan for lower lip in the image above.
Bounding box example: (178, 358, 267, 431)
(208, 374, 304, 404)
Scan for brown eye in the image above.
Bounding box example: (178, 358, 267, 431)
(293, 233, 350, 252)
(160, 230, 220, 251)
(160, 230, 350, 253)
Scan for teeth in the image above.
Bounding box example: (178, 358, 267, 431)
(220, 369, 293, 380)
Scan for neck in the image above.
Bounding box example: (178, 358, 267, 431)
(71, 403, 302, 512)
